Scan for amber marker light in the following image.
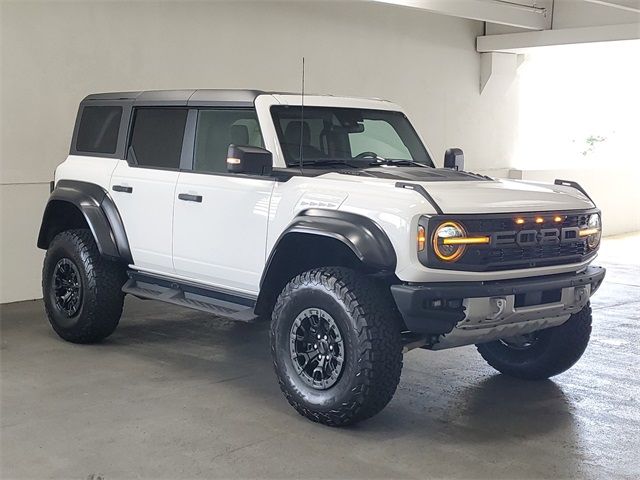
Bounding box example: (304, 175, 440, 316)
(554, 216, 563, 223)
(535, 217, 544, 224)
(417, 225, 427, 251)
(515, 218, 525, 225)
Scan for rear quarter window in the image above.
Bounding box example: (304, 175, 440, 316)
(75, 106, 122, 154)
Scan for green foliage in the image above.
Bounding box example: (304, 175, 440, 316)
(582, 135, 606, 156)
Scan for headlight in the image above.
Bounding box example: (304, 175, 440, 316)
(432, 221, 467, 262)
(582, 213, 602, 250)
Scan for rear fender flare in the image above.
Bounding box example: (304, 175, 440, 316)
(37, 180, 132, 263)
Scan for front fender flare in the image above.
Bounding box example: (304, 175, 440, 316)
(261, 209, 396, 287)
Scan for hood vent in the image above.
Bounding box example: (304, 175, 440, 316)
(354, 167, 493, 182)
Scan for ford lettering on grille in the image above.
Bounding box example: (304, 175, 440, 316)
(491, 227, 580, 248)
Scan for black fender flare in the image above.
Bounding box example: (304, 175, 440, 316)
(260, 209, 397, 288)
(37, 179, 132, 263)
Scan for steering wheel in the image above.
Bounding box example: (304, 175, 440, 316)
(355, 151, 383, 161)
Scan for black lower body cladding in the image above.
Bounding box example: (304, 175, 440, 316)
(391, 266, 605, 334)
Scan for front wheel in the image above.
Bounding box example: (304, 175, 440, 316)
(476, 303, 592, 380)
(270, 267, 403, 426)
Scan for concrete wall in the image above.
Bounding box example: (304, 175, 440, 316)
(0, 0, 520, 303)
(508, 167, 640, 237)
(484, 2, 640, 237)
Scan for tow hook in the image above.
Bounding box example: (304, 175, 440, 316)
(487, 297, 507, 320)
(575, 286, 588, 305)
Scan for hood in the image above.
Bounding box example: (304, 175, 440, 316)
(328, 167, 595, 214)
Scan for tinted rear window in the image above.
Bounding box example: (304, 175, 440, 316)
(76, 106, 122, 154)
(129, 108, 188, 169)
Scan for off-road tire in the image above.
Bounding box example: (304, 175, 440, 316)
(270, 267, 403, 427)
(476, 303, 592, 380)
(42, 229, 126, 343)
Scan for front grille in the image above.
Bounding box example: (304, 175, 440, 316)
(465, 238, 589, 271)
(422, 210, 598, 272)
(462, 212, 590, 233)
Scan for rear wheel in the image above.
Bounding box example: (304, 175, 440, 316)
(270, 267, 403, 426)
(42, 229, 126, 343)
(476, 303, 592, 380)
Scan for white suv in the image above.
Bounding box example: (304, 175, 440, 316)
(38, 89, 605, 426)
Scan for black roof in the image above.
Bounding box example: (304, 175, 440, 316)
(82, 89, 290, 107)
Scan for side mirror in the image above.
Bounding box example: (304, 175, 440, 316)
(444, 148, 464, 171)
(227, 144, 273, 176)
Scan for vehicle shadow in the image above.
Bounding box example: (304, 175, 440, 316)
(104, 298, 579, 445)
(363, 374, 577, 442)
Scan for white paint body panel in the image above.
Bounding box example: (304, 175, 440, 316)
(172, 172, 274, 294)
(110, 161, 178, 273)
(314, 172, 593, 214)
(55, 155, 119, 190)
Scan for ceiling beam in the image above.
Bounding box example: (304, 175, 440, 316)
(369, 0, 551, 30)
(477, 22, 640, 52)
(582, 0, 640, 14)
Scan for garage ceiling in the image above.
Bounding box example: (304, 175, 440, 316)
(370, 0, 640, 51)
(371, 0, 552, 30)
(583, 0, 640, 13)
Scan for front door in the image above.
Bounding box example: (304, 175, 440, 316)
(172, 108, 274, 294)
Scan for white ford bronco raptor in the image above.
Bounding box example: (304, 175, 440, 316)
(39, 89, 605, 426)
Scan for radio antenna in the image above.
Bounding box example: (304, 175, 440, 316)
(298, 57, 305, 174)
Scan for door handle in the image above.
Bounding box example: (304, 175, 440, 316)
(112, 185, 133, 193)
(178, 193, 203, 203)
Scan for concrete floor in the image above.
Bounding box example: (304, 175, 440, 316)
(1, 236, 639, 480)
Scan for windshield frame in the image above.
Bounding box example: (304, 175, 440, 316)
(270, 105, 434, 169)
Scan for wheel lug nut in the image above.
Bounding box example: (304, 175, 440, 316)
(314, 344, 317, 349)
(317, 334, 321, 339)
(330, 346, 333, 350)
(324, 335, 327, 340)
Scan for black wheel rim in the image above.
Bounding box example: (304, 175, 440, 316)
(500, 332, 539, 350)
(289, 308, 345, 390)
(52, 258, 82, 317)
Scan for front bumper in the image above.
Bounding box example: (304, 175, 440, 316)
(391, 265, 606, 336)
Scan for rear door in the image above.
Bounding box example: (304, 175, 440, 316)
(172, 108, 274, 294)
(110, 108, 188, 274)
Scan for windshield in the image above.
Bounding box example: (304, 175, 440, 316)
(271, 106, 433, 167)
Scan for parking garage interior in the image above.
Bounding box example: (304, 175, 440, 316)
(1, 1, 639, 479)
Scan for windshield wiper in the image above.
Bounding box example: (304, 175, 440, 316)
(299, 159, 362, 169)
(369, 158, 428, 168)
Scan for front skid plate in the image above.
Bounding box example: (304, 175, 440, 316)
(427, 284, 590, 350)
